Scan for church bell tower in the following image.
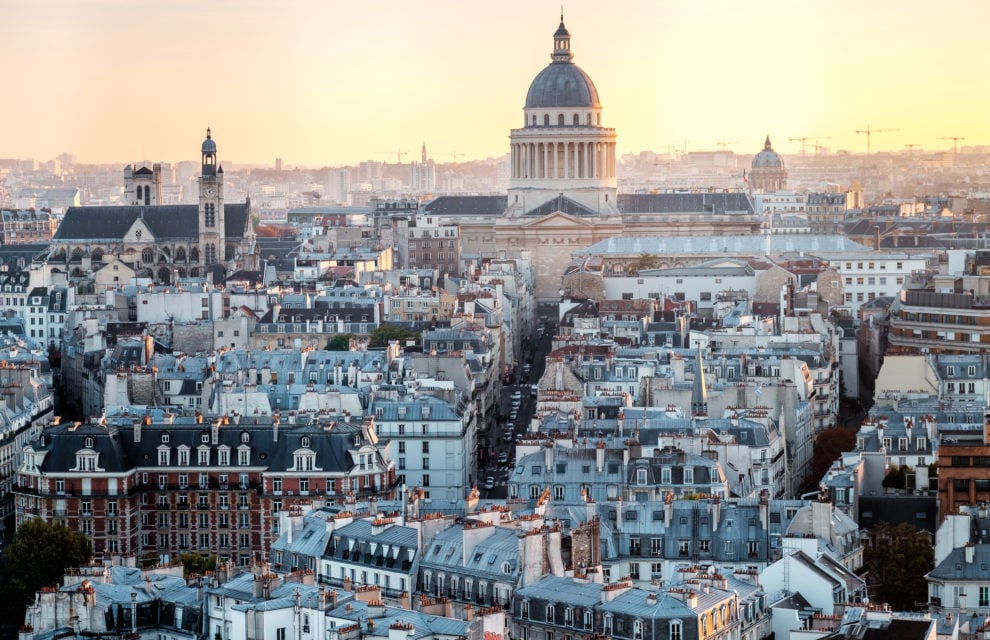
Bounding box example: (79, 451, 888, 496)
(198, 128, 225, 267)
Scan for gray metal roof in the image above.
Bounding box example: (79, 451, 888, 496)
(577, 234, 870, 257)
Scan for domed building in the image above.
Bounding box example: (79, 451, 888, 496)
(750, 136, 788, 192)
(507, 16, 618, 214)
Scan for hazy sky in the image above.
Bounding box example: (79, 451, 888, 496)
(4, 0, 990, 167)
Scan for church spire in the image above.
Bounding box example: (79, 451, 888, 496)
(552, 12, 573, 63)
(691, 344, 708, 417)
(764, 134, 772, 151)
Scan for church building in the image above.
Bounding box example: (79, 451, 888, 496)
(441, 16, 763, 301)
(48, 129, 257, 284)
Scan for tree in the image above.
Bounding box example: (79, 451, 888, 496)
(177, 553, 217, 578)
(864, 522, 933, 610)
(800, 425, 857, 494)
(368, 325, 420, 348)
(325, 333, 353, 351)
(0, 518, 92, 625)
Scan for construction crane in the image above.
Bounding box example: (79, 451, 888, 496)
(445, 152, 465, 162)
(938, 136, 966, 153)
(904, 143, 921, 155)
(855, 125, 899, 155)
(790, 136, 831, 154)
(812, 137, 831, 153)
(716, 140, 738, 151)
(375, 150, 408, 163)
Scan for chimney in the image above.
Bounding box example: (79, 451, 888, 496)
(711, 495, 721, 530)
(965, 543, 975, 564)
(544, 440, 554, 472)
(133, 420, 141, 443)
(615, 498, 623, 533)
(874, 226, 881, 251)
(596, 440, 605, 473)
(399, 591, 409, 610)
(464, 603, 474, 621)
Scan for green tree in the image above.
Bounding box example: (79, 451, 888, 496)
(369, 325, 420, 348)
(864, 522, 933, 610)
(0, 518, 92, 624)
(177, 553, 217, 578)
(325, 333, 353, 351)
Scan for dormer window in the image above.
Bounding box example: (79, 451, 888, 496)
(161, 433, 170, 444)
(241, 432, 250, 444)
(201, 433, 210, 443)
(301, 436, 311, 449)
(84, 436, 94, 449)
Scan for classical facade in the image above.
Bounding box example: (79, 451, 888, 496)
(47, 129, 257, 284)
(424, 17, 763, 301)
(506, 17, 618, 215)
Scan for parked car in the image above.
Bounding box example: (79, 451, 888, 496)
(484, 476, 495, 490)
(498, 452, 508, 465)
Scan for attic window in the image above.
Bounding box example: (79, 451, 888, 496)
(161, 433, 170, 444)
(84, 437, 94, 449)
(473, 552, 482, 563)
(301, 436, 311, 448)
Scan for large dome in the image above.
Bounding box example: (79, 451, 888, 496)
(752, 136, 783, 169)
(526, 63, 601, 109)
(524, 19, 601, 109)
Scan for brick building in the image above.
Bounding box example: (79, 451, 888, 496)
(13, 412, 397, 565)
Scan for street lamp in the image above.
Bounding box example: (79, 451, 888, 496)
(131, 592, 137, 636)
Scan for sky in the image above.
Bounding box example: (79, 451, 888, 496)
(4, 0, 990, 167)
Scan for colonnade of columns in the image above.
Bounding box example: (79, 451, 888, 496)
(510, 140, 615, 180)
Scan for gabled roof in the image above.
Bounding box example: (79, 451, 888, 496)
(53, 203, 250, 242)
(423, 195, 508, 217)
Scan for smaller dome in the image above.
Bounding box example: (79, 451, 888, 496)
(752, 136, 783, 169)
(202, 128, 217, 155)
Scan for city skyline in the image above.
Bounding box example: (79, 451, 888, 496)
(4, 0, 990, 167)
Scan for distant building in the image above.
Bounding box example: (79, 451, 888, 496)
(750, 136, 788, 192)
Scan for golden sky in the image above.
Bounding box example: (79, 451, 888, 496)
(3, 0, 990, 167)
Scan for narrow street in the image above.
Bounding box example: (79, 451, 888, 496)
(479, 323, 555, 499)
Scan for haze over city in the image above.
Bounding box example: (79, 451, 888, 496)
(5, 0, 990, 166)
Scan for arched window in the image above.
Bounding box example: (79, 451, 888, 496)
(176, 267, 186, 278)
(135, 185, 142, 203)
(573, 113, 580, 125)
(189, 247, 200, 263)
(157, 267, 170, 285)
(205, 244, 217, 265)
(543, 114, 550, 126)
(90, 248, 104, 263)
(84, 437, 94, 449)
(531, 115, 537, 126)
(142, 248, 154, 264)
(225, 243, 236, 261)
(204, 203, 216, 227)
(587, 113, 592, 125)
(557, 113, 564, 126)
(144, 185, 150, 205)
(70, 247, 84, 262)
(189, 267, 199, 278)
(301, 436, 310, 448)
(596, 113, 601, 125)
(175, 246, 187, 263)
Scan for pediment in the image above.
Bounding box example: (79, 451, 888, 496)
(520, 211, 595, 229)
(123, 218, 156, 243)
